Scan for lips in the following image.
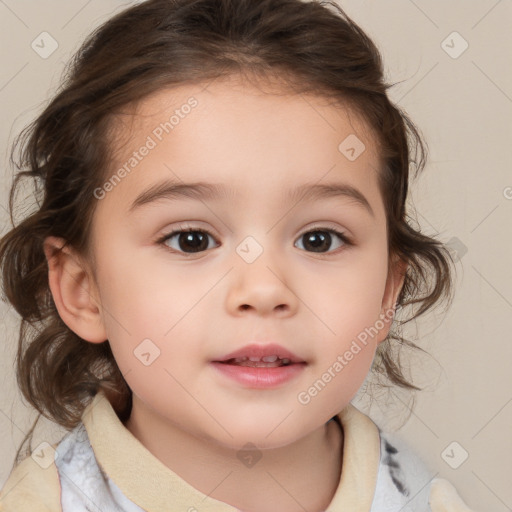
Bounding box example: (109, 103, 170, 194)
(213, 343, 306, 365)
(211, 343, 307, 388)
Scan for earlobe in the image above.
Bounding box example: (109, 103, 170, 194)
(383, 256, 408, 312)
(377, 255, 408, 344)
(43, 236, 107, 344)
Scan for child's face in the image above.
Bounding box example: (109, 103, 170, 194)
(76, 76, 403, 448)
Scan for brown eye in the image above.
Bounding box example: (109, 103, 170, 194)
(295, 229, 350, 254)
(160, 229, 217, 254)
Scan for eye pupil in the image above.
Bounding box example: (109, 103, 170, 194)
(304, 231, 331, 252)
(179, 231, 209, 252)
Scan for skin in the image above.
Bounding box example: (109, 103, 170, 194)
(44, 75, 406, 512)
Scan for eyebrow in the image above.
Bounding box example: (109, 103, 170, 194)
(128, 180, 374, 217)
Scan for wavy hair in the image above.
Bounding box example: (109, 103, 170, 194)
(0, 0, 455, 466)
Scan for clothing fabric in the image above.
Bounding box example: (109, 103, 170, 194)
(0, 389, 476, 511)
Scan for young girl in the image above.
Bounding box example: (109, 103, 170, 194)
(0, 0, 477, 510)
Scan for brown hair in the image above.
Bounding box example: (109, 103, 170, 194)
(0, 0, 455, 465)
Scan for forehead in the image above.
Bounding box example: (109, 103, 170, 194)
(100, 76, 384, 216)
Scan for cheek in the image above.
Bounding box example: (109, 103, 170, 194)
(93, 241, 212, 358)
(298, 257, 388, 416)
(94, 237, 177, 321)
(305, 248, 389, 341)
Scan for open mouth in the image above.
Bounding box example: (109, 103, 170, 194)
(220, 356, 294, 368)
(210, 354, 307, 387)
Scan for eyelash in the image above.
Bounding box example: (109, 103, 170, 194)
(155, 224, 353, 256)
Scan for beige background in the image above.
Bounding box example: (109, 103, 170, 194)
(0, 1, 511, 510)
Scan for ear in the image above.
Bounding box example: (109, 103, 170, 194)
(43, 236, 107, 344)
(376, 253, 408, 344)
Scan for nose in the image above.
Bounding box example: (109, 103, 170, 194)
(225, 250, 298, 317)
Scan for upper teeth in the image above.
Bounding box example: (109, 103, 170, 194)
(233, 355, 291, 364)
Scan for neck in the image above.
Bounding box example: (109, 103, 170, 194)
(124, 398, 344, 512)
